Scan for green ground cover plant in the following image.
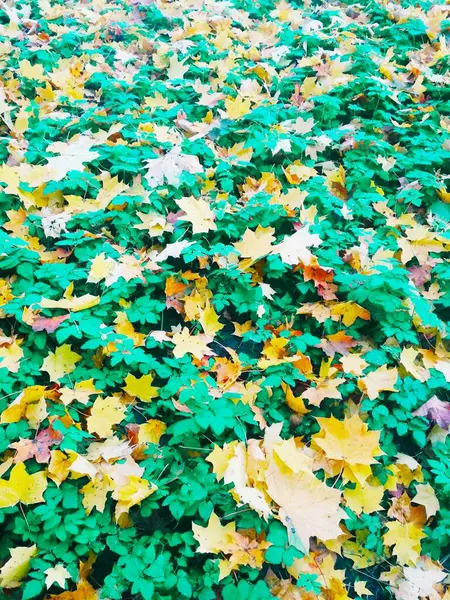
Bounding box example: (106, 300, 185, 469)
(0, 0, 449, 598)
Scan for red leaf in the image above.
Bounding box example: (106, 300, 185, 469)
(11, 425, 63, 463)
(32, 314, 70, 333)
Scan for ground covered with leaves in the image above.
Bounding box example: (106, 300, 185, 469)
(0, 0, 450, 598)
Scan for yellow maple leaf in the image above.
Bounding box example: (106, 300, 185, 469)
(144, 91, 175, 110)
(358, 365, 399, 400)
(262, 336, 289, 361)
(199, 300, 224, 337)
(297, 302, 332, 323)
(233, 226, 275, 261)
(40, 344, 81, 381)
(278, 188, 308, 212)
(0, 544, 38, 588)
(171, 327, 212, 360)
(59, 379, 101, 406)
(19, 59, 46, 81)
(81, 474, 114, 515)
(114, 312, 146, 347)
(135, 211, 173, 237)
(167, 54, 189, 79)
(138, 419, 167, 445)
(87, 252, 116, 284)
(224, 530, 270, 578)
(383, 520, 426, 565)
(48, 450, 75, 486)
(87, 396, 126, 438)
(420, 348, 450, 383)
(392, 454, 424, 487)
(281, 382, 310, 415)
(94, 174, 129, 210)
(193, 512, 237, 554)
(39, 293, 99, 312)
(0, 463, 47, 508)
(270, 437, 314, 475)
(413, 483, 440, 518)
(13, 107, 28, 135)
(122, 373, 158, 402)
(192, 512, 270, 580)
(381, 561, 446, 600)
(400, 347, 429, 382)
(326, 165, 347, 200)
(207, 442, 241, 481)
(175, 196, 217, 234)
(184, 291, 204, 322)
(343, 540, 379, 569)
(344, 482, 385, 514)
(113, 476, 157, 519)
(300, 76, 320, 99)
(224, 96, 252, 119)
(340, 354, 368, 376)
(69, 453, 98, 480)
(1, 385, 46, 425)
(284, 161, 317, 184)
(272, 226, 322, 266)
(0, 340, 23, 373)
(330, 302, 370, 327)
(302, 378, 343, 407)
(312, 414, 384, 484)
(266, 462, 345, 552)
(232, 320, 253, 336)
(220, 142, 253, 163)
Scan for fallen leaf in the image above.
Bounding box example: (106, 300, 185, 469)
(11, 425, 63, 463)
(224, 96, 252, 119)
(44, 564, 71, 589)
(265, 461, 345, 553)
(272, 226, 322, 266)
(40, 344, 81, 381)
(176, 196, 217, 234)
(122, 373, 158, 402)
(302, 378, 343, 407)
(354, 581, 373, 596)
(0, 545, 38, 588)
(0, 341, 23, 373)
(413, 395, 450, 428)
(344, 482, 385, 514)
(87, 396, 127, 438)
(400, 347, 429, 382)
(394, 564, 446, 600)
(330, 302, 370, 327)
(340, 354, 369, 376)
(0, 463, 47, 508)
(145, 147, 202, 188)
(31, 314, 70, 333)
(113, 475, 157, 519)
(234, 226, 276, 261)
(171, 327, 213, 359)
(358, 366, 399, 400)
(383, 521, 426, 565)
(138, 420, 167, 445)
(199, 300, 224, 337)
(312, 414, 384, 484)
(413, 484, 439, 519)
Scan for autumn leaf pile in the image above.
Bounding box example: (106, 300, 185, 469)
(0, 0, 450, 598)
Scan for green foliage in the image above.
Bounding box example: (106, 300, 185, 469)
(0, 0, 449, 598)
